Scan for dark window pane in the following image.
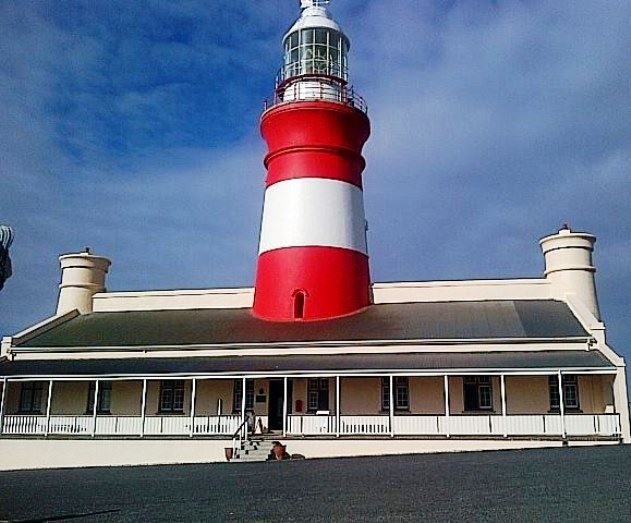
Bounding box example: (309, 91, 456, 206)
(20, 382, 43, 414)
(381, 378, 390, 410)
(315, 28, 327, 44)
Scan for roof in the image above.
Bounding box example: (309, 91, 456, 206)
(0, 351, 614, 378)
(15, 300, 589, 348)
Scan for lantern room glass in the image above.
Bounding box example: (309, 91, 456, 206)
(283, 27, 348, 82)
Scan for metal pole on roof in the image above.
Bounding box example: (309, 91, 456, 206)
(500, 374, 507, 438)
(91, 379, 99, 437)
(558, 370, 566, 438)
(282, 377, 288, 437)
(443, 375, 450, 438)
(45, 380, 53, 437)
(140, 379, 147, 437)
(389, 375, 394, 438)
(189, 378, 197, 438)
(0, 378, 7, 435)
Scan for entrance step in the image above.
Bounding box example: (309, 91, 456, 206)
(231, 439, 272, 463)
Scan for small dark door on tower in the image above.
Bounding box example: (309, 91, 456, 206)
(268, 379, 292, 431)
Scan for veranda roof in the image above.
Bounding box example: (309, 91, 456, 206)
(0, 350, 614, 379)
(14, 300, 589, 349)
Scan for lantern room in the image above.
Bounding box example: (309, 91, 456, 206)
(277, 0, 353, 104)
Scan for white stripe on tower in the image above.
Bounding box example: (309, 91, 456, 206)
(258, 177, 367, 255)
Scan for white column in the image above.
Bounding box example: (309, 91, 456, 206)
(189, 378, 197, 438)
(500, 374, 507, 438)
(45, 380, 54, 437)
(240, 377, 247, 437)
(558, 370, 566, 438)
(444, 375, 450, 438)
(335, 376, 340, 438)
(0, 378, 7, 435)
(91, 380, 99, 437)
(282, 377, 288, 437)
(613, 367, 631, 443)
(389, 375, 394, 438)
(140, 379, 147, 437)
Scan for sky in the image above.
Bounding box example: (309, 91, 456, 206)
(1, 0, 630, 361)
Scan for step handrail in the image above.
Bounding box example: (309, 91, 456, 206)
(231, 419, 249, 458)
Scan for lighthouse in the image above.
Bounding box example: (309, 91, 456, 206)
(253, 0, 372, 321)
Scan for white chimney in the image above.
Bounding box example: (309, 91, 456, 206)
(539, 227, 600, 320)
(57, 249, 111, 315)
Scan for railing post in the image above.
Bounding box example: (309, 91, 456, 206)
(558, 370, 566, 438)
(335, 376, 340, 438)
(91, 379, 99, 437)
(389, 375, 394, 438)
(282, 377, 288, 437)
(140, 379, 147, 438)
(0, 378, 7, 435)
(45, 380, 53, 437)
(190, 378, 197, 438)
(500, 374, 507, 438)
(240, 377, 247, 439)
(444, 375, 450, 438)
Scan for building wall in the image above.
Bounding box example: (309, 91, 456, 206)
(195, 379, 233, 415)
(506, 377, 549, 414)
(292, 378, 307, 414)
(410, 377, 445, 414)
(111, 381, 143, 415)
(51, 382, 89, 415)
(340, 378, 381, 414)
(579, 375, 613, 414)
(448, 377, 464, 413)
(0, 438, 619, 471)
(253, 379, 269, 417)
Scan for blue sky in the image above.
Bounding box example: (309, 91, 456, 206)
(1, 0, 630, 361)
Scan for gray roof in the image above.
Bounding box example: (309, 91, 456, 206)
(0, 351, 613, 378)
(15, 300, 589, 348)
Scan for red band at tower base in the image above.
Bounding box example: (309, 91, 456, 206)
(253, 246, 371, 321)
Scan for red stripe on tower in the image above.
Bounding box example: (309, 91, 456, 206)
(253, 0, 372, 321)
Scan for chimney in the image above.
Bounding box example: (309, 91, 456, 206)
(56, 249, 111, 315)
(539, 227, 600, 320)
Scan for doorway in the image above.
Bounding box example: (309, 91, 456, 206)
(268, 379, 292, 431)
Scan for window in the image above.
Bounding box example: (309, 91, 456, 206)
(293, 291, 305, 319)
(233, 379, 254, 413)
(19, 382, 44, 414)
(549, 375, 580, 411)
(283, 28, 347, 80)
(307, 378, 329, 412)
(463, 376, 494, 411)
(86, 381, 112, 414)
(159, 380, 185, 413)
(381, 377, 410, 411)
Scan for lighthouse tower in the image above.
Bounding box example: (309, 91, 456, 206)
(253, 0, 372, 321)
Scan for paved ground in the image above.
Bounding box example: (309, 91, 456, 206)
(0, 445, 630, 522)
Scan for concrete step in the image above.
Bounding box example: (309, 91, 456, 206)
(230, 438, 272, 462)
(236, 449, 270, 458)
